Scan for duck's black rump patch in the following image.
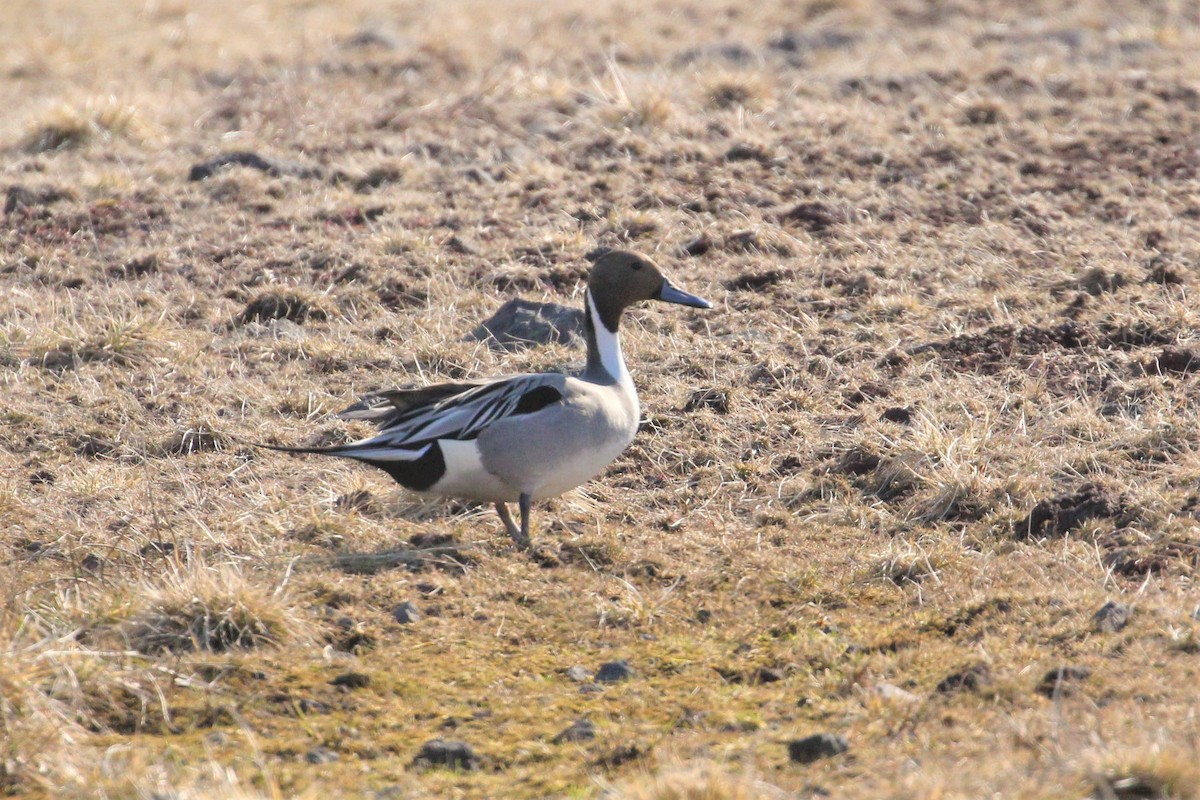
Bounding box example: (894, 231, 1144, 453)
(368, 442, 445, 492)
(512, 386, 563, 416)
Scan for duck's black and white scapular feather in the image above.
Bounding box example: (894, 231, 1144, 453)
(342, 376, 563, 441)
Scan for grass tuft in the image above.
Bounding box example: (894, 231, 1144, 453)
(19, 98, 150, 153)
(0, 614, 88, 794)
(120, 564, 302, 654)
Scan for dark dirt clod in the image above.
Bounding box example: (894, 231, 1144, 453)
(751, 666, 786, 684)
(963, 101, 1004, 125)
(593, 743, 647, 768)
(826, 447, 880, 476)
(723, 268, 792, 292)
(936, 663, 992, 693)
(1144, 346, 1200, 374)
(188, 151, 324, 181)
(1146, 254, 1189, 285)
(880, 406, 913, 424)
(788, 733, 849, 764)
(391, 601, 421, 624)
(237, 291, 329, 325)
(1093, 601, 1132, 633)
(844, 381, 891, 407)
(29, 469, 56, 485)
(1100, 535, 1191, 578)
(73, 434, 119, 458)
(1016, 483, 1123, 539)
(596, 660, 635, 683)
(160, 428, 222, 456)
(5, 185, 72, 215)
(111, 253, 159, 278)
(1075, 267, 1129, 296)
(774, 201, 846, 233)
(682, 235, 714, 257)
(725, 142, 772, 163)
(335, 489, 379, 515)
(1037, 665, 1091, 697)
(913, 322, 1093, 373)
(139, 541, 176, 558)
(552, 718, 596, 744)
(409, 739, 480, 771)
(682, 388, 730, 414)
(468, 298, 584, 350)
(330, 671, 371, 689)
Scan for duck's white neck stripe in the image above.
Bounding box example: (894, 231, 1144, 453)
(586, 290, 631, 386)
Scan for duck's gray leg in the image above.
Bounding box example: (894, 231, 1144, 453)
(495, 503, 523, 545)
(517, 492, 533, 550)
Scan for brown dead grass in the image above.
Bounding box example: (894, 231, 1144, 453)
(3, 0, 1200, 796)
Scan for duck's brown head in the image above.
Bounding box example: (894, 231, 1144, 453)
(587, 249, 712, 332)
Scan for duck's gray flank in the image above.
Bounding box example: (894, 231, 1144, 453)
(259, 249, 712, 549)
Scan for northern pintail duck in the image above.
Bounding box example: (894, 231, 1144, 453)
(264, 250, 712, 548)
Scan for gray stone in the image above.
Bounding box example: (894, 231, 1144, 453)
(596, 660, 634, 683)
(330, 671, 370, 689)
(1093, 601, 1132, 633)
(392, 601, 421, 624)
(552, 718, 596, 744)
(565, 665, 592, 683)
(468, 298, 584, 350)
(788, 733, 849, 764)
(305, 746, 339, 764)
(408, 739, 479, 771)
(872, 682, 920, 704)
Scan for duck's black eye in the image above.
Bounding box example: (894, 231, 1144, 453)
(631, 262, 643, 271)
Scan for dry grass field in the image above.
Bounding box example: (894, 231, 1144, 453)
(3, 0, 1200, 797)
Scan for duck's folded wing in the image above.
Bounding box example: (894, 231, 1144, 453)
(338, 381, 487, 424)
(339, 374, 565, 445)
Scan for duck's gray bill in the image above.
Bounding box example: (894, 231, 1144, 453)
(657, 280, 713, 309)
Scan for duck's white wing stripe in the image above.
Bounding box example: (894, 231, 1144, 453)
(337, 443, 432, 461)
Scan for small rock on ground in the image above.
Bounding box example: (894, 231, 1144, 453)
(305, 746, 339, 764)
(596, 660, 635, 683)
(871, 682, 920, 704)
(565, 665, 593, 683)
(936, 663, 992, 693)
(408, 739, 480, 771)
(392, 601, 421, 624)
(788, 733, 849, 764)
(188, 150, 323, 181)
(1037, 665, 1091, 697)
(552, 718, 596, 744)
(330, 671, 371, 689)
(468, 298, 584, 350)
(751, 666, 786, 684)
(1093, 601, 1132, 633)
